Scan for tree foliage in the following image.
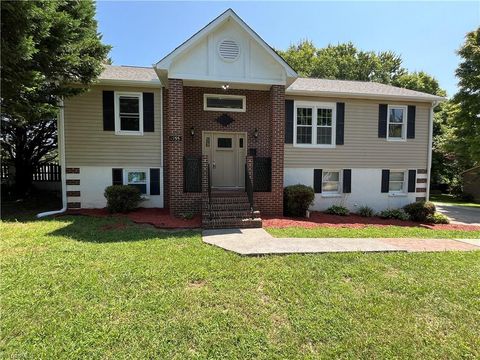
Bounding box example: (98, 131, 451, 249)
(1, 0, 110, 195)
(449, 28, 480, 166)
(279, 40, 406, 84)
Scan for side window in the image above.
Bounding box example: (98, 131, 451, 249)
(389, 171, 406, 193)
(322, 171, 340, 194)
(125, 169, 148, 194)
(115, 92, 143, 135)
(387, 106, 407, 140)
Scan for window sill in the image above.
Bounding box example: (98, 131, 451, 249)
(293, 144, 336, 149)
(115, 131, 144, 136)
(386, 138, 406, 142)
(321, 193, 342, 198)
(388, 192, 407, 197)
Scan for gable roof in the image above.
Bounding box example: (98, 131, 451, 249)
(287, 78, 445, 102)
(98, 65, 160, 87)
(154, 9, 297, 82)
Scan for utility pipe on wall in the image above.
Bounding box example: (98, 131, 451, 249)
(37, 99, 67, 218)
(426, 100, 441, 201)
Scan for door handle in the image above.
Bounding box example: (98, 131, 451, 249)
(212, 161, 216, 169)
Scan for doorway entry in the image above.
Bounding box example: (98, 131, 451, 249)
(202, 131, 247, 189)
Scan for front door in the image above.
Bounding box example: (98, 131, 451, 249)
(203, 132, 246, 188)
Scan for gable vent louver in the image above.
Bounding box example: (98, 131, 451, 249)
(218, 39, 240, 62)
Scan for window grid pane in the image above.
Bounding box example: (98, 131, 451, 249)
(297, 108, 312, 125)
(128, 171, 146, 183)
(317, 127, 332, 145)
(317, 108, 332, 126)
(322, 171, 340, 192)
(389, 124, 403, 138)
(121, 116, 140, 131)
(389, 108, 404, 123)
(296, 127, 312, 144)
(389, 181, 404, 192)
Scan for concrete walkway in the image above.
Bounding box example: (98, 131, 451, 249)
(202, 228, 480, 255)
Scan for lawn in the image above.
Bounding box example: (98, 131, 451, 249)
(430, 193, 480, 208)
(267, 225, 480, 239)
(1, 216, 479, 359)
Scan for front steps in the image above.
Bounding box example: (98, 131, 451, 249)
(202, 191, 262, 229)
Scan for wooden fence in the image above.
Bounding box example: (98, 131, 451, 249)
(32, 164, 61, 182)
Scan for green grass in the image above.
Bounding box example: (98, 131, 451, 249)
(1, 216, 480, 359)
(430, 194, 480, 208)
(267, 225, 480, 239)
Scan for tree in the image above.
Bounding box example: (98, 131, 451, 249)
(278, 41, 405, 83)
(449, 28, 480, 167)
(1, 0, 110, 195)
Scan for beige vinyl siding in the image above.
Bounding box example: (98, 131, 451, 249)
(285, 96, 431, 169)
(64, 85, 162, 167)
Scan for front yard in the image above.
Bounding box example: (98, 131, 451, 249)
(1, 215, 479, 359)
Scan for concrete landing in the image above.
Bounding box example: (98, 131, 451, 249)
(202, 228, 480, 255)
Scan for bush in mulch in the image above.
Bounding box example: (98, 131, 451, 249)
(378, 208, 410, 221)
(325, 205, 350, 216)
(283, 185, 315, 217)
(104, 185, 143, 213)
(404, 201, 436, 222)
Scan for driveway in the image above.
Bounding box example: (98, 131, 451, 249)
(435, 204, 480, 225)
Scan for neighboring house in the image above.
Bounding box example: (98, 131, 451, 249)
(60, 9, 444, 227)
(461, 166, 480, 201)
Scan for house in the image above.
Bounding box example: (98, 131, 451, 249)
(461, 166, 480, 201)
(58, 9, 444, 227)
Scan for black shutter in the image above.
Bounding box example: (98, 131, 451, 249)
(285, 100, 294, 144)
(313, 169, 322, 193)
(150, 168, 160, 195)
(103, 91, 115, 131)
(336, 102, 345, 145)
(112, 168, 123, 185)
(378, 104, 388, 138)
(343, 169, 351, 193)
(143, 92, 154, 132)
(407, 105, 416, 139)
(381, 169, 390, 193)
(408, 169, 416, 193)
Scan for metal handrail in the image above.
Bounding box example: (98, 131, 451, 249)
(207, 163, 212, 209)
(245, 163, 254, 214)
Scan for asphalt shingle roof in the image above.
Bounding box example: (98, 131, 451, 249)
(99, 65, 159, 83)
(98, 65, 444, 101)
(287, 78, 444, 101)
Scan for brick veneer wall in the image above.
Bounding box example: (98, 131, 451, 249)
(166, 82, 285, 216)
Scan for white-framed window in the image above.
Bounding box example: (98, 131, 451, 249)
(389, 170, 406, 194)
(124, 169, 149, 195)
(387, 105, 407, 141)
(322, 170, 341, 194)
(204, 94, 246, 112)
(115, 92, 143, 135)
(294, 101, 336, 147)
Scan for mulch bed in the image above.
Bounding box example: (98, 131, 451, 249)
(263, 211, 480, 231)
(65, 208, 201, 229)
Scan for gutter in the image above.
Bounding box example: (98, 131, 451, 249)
(426, 100, 441, 201)
(37, 99, 67, 218)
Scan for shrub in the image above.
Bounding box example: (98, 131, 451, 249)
(284, 185, 315, 217)
(357, 205, 375, 217)
(325, 205, 350, 216)
(104, 185, 143, 213)
(378, 208, 410, 221)
(426, 212, 450, 224)
(403, 201, 436, 222)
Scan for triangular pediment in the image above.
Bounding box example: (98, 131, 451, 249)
(155, 9, 297, 87)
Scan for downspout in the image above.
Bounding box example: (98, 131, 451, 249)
(37, 99, 67, 218)
(426, 100, 440, 201)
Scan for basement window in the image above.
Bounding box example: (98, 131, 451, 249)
(124, 169, 148, 195)
(204, 94, 246, 112)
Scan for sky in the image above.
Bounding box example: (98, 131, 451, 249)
(96, 1, 480, 97)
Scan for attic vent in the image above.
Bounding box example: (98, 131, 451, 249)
(218, 39, 240, 62)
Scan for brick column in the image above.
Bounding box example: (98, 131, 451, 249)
(167, 79, 184, 216)
(270, 85, 285, 215)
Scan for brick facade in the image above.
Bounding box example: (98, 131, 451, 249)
(165, 82, 285, 216)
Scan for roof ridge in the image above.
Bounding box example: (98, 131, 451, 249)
(106, 64, 153, 69)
